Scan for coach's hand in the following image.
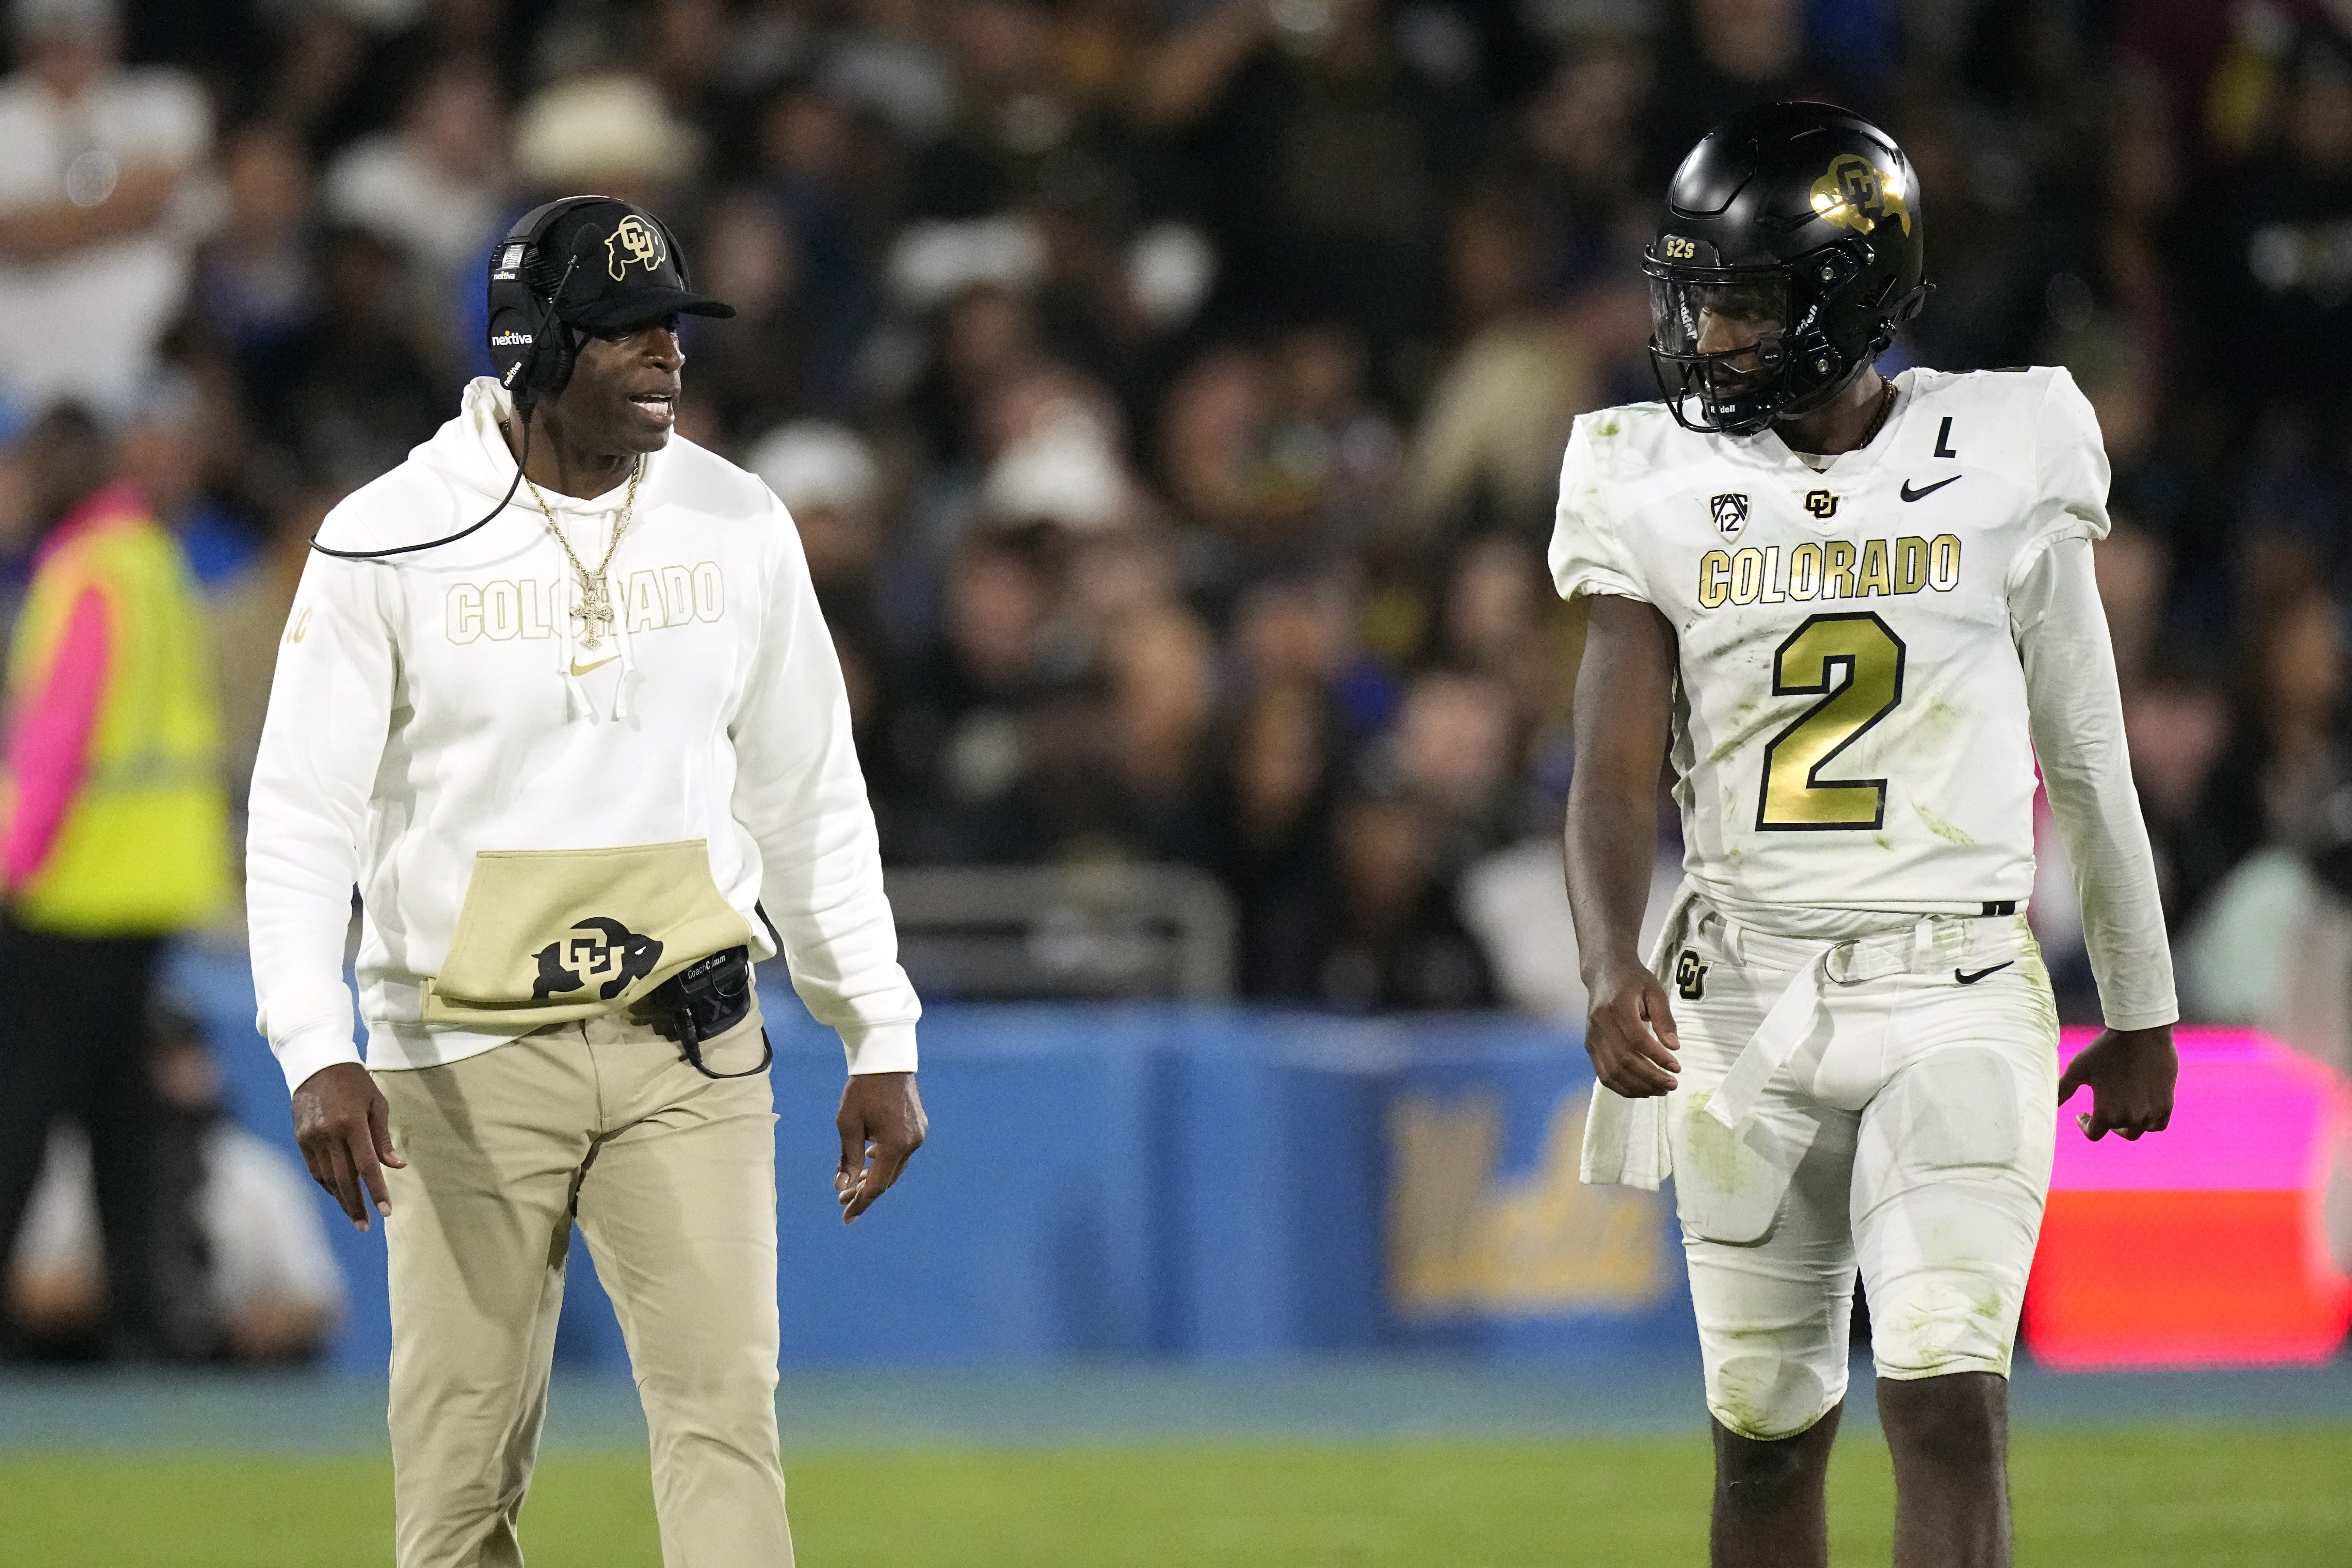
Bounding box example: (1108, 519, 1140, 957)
(1584, 955, 1681, 1098)
(836, 1071, 926, 1224)
(2059, 1024, 2176, 1141)
(292, 1062, 405, 1232)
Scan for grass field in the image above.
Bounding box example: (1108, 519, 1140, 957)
(4, 1426, 2347, 1566)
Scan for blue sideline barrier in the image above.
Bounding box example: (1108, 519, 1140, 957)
(165, 949, 1694, 1375)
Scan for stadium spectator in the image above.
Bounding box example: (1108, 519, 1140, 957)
(1639, 0, 1872, 186)
(0, 403, 232, 1360)
(193, 120, 317, 377)
(113, 367, 259, 592)
(1145, 0, 1475, 399)
(1318, 789, 1496, 1011)
(2182, 587, 2352, 918)
(0, 0, 210, 416)
(247, 223, 446, 490)
(1218, 677, 1342, 998)
(2205, 24, 2352, 423)
(322, 53, 511, 365)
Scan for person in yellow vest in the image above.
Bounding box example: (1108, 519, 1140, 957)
(0, 402, 231, 1358)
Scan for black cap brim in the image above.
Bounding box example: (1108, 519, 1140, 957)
(563, 287, 736, 330)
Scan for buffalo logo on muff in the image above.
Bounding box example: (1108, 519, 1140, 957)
(533, 917, 665, 1001)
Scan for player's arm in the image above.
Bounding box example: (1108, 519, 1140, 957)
(2014, 533, 2177, 1140)
(1564, 593, 1681, 1097)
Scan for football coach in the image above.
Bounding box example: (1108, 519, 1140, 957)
(246, 194, 925, 1567)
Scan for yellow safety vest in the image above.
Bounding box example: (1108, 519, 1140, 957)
(4, 498, 231, 934)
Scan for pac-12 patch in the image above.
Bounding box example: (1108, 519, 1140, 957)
(1710, 492, 1749, 536)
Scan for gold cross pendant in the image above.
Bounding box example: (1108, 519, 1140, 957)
(572, 573, 614, 649)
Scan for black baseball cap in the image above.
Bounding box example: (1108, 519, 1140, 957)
(526, 196, 735, 331)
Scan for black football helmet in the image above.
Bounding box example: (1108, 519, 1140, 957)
(1644, 102, 1930, 436)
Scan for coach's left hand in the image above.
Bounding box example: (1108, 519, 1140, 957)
(836, 1071, 926, 1224)
(2058, 1024, 2176, 1141)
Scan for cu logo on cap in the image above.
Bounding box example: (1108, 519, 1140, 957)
(606, 214, 666, 281)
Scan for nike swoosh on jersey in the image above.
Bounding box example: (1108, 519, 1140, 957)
(1954, 961, 2014, 985)
(569, 653, 618, 676)
(1900, 475, 1962, 502)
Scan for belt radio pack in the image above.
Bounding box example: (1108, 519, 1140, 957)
(648, 945, 771, 1080)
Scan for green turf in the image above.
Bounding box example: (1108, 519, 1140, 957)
(2, 1427, 2345, 1565)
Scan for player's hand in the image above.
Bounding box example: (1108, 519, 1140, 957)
(2058, 1024, 2176, 1141)
(836, 1071, 926, 1224)
(291, 1062, 404, 1231)
(1584, 955, 1681, 1098)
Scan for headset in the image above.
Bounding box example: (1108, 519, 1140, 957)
(308, 195, 648, 562)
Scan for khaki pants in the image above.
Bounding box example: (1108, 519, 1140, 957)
(377, 1009, 791, 1568)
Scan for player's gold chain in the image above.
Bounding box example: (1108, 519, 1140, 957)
(1857, 376, 1899, 447)
(522, 458, 644, 650)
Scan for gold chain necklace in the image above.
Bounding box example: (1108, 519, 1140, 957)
(522, 459, 643, 650)
(1856, 376, 1899, 447)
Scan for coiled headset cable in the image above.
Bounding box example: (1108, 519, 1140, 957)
(307, 250, 583, 562)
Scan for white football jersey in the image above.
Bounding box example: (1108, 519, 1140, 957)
(1549, 365, 2109, 928)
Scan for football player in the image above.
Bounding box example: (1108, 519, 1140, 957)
(1553, 103, 2177, 1568)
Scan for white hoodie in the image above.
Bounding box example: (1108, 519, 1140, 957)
(247, 378, 920, 1094)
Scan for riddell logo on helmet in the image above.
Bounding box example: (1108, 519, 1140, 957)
(1808, 154, 1911, 238)
(606, 215, 666, 281)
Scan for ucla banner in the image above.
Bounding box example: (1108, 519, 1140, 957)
(1380, 1027, 1688, 1358)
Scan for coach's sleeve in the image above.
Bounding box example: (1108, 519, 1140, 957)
(1547, 413, 1647, 605)
(246, 551, 397, 1095)
(729, 497, 921, 1074)
(2013, 535, 2178, 1031)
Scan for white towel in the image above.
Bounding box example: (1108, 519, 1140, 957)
(1578, 880, 1698, 1190)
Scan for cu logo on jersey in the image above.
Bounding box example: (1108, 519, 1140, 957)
(1710, 492, 1750, 537)
(1805, 489, 1839, 519)
(532, 916, 665, 1001)
(1675, 949, 1708, 1001)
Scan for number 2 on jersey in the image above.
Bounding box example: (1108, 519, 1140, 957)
(1755, 612, 1907, 830)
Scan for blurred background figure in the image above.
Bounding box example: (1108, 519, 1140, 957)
(0, 403, 230, 1360)
(0, 0, 209, 416)
(7, 1002, 342, 1363)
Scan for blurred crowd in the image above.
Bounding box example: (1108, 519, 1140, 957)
(8, 0, 2352, 1043)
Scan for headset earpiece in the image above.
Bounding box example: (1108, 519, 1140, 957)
(484, 195, 608, 418)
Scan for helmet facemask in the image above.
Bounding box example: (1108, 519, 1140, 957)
(1644, 236, 1913, 437)
(1645, 260, 1795, 436)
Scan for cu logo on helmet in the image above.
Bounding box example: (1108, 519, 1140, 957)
(1809, 153, 1911, 238)
(605, 214, 666, 281)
